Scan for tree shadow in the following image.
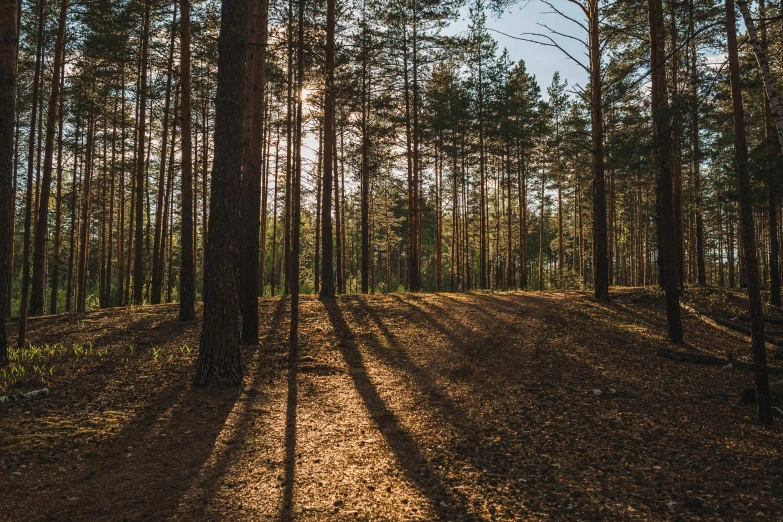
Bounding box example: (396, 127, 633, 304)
(280, 356, 297, 521)
(321, 297, 470, 519)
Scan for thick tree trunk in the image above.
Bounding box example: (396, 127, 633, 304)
(726, 0, 773, 425)
(240, 0, 268, 345)
(193, 0, 249, 388)
(648, 0, 683, 341)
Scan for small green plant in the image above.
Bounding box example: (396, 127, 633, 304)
(152, 347, 161, 361)
(180, 344, 194, 356)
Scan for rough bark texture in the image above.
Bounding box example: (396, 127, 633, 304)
(0, 0, 19, 364)
(192, 0, 249, 387)
(240, 0, 268, 344)
(726, 0, 773, 425)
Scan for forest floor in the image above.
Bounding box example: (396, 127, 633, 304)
(1, 288, 783, 521)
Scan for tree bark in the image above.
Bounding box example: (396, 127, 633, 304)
(648, 0, 683, 342)
(30, 0, 68, 315)
(320, 0, 336, 298)
(192, 0, 249, 388)
(0, 0, 19, 363)
(152, 1, 178, 305)
(589, 0, 609, 301)
(240, 0, 268, 344)
(726, 0, 773, 425)
(133, 0, 152, 306)
(18, 0, 45, 346)
(179, 0, 196, 321)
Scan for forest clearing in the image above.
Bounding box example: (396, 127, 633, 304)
(1, 288, 782, 521)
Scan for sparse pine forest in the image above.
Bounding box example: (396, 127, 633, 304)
(2, 0, 783, 519)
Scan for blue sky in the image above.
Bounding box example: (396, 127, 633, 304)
(448, 0, 590, 100)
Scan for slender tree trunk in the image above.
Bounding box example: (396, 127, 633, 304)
(151, 1, 178, 305)
(77, 111, 94, 313)
(589, 0, 609, 301)
(320, 0, 336, 298)
(726, 0, 772, 424)
(31, 0, 68, 315)
(18, 0, 45, 346)
(193, 0, 250, 388)
(737, 1, 783, 148)
(50, 51, 66, 314)
(66, 113, 80, 312)
(290, 0, 304, 356)
(0, 0, 20, 362)
(360, 9, 370, 294)
(133, 0, 151, 305)
(179, 0, 196, 320)
(334, 125, 343, 293)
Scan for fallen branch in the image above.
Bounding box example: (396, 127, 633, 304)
(0, 388, 51, 405)
(658, 348, 783, 375)
(712, 317, 783, 346)
(681, 302, 780, 348)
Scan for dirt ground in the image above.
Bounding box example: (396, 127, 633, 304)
(1, 289, 782, 521)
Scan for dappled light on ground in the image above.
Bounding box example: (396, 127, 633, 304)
(1, 289, 782, 520)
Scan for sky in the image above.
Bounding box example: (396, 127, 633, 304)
(447, 0, 590, 100)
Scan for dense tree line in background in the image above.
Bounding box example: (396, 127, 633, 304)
(0, 0, 781, 420)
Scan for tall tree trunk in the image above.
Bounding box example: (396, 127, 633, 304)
(360, 6, 370, 294)
(133, 0, 151, 305)
(668, 0, 684, 288)
(759, 0, 780, 306)
(31, 0, 68, 315)
(726, 0, 773, 424)
(66, 113, 80, 312)
(50, 50, 66, 314)
(179, 0, 196, 320)
(18, 0, 45, 346)
(320, 0, 336, 298)
(193, 0, 250, 388)
(689, 0, 706, 285)
(0, 0, 20, 362)
(589, 0, 609, 301)
(648, 0, 683, 342)
(240, 0, 268, 344)
(152, 1, 178, 305)
(334, 125, 343, 293)
(290, 0, 304, 356)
